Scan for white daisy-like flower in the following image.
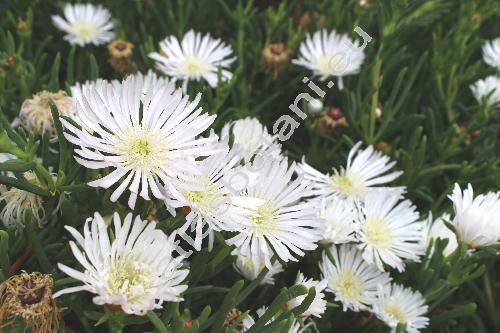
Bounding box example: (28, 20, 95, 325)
(299, 142, 403, 201)
(286, 272, 327, 318)
(424, 212, 458, 256)
(318, 196, 359, 244)
(71, 71, 174, 104)
(169, 143, 259, 251)
(53, 212, 189, 315)
(70, 71, 175, 130)
(19, 90, 74, 138)
(221, 117, 281, 163)
(293, 29, 365, 89)
(233, 250, 283, 285)
(51, 3, 115, 46)
(482, 38, 500, 70)
(357, 189, 425, 272)
(62, 74, 219, 209)
(372, 284, 429, 333)
(470, 75, 500, 106)
(149, 29, 236, 92)
(320, 244, 391, 312)
(448, 183, 500, 248)
(0, 171, 45, 230)
(226, 156, 323, 268)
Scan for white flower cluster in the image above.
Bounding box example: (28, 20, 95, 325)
(4, 6, 495, 331)
(470, 38, 500, 106)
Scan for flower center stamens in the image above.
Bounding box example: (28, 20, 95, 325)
(385, 304, 407, 323)
(336, 270, 364, 301)
(72, 22, 97, 39)
(364, 217, 393, 249)
(108, 258, 152, 302)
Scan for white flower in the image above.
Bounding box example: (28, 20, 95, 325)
(19, 90, 74, 138)
(51, 3, 115, 46)
(470, 75, 500, 106)
(70, 72, 176, 131)
(448, 183, 500, 248)
(221, 117, 281, 163)
(357, 189, 425, 272)
(318, 196, 359, 244)
(286, 272, 327, 318)
(226, 156, 323, 268)
(372, 284, 429, 333)
(482, 38, 500, 70)
(71, 71, 174, 104)
(424, 212, 458, 256)
(299, 142, 403, 201)
(293, 29, 365, 88)
(320, 244, 391, 312)
(0, 171, 45, 230)
(62, 74, 219, 209)
(169, 144, 257, 251)
(53, 212, 189, 315)
(233, 251, 283, 285)
(149, 30, 235, 91)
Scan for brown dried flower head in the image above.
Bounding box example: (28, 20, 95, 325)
(0, 272, 59, 333)
(223, 308, 246, 333)
(19, 90, 73, 138)
(107, 40, 136, 73)
(314, 107, 347, 135)
(262, 43, 291, 78)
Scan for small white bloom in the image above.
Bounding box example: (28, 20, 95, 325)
(53, 212, 189, 315)
(372, 284, 429, 333)
(19, 90, 74, 138)
(357, 189, 425, 272)
(293, 29, 365, 88)
(424, 212, 458, 256)
(320, 244, 391, 312)
(51, 3, 115, 46)
(318, 196, 359, 244)
(149, 30, 235, 91)
(0, 172, 45, 230)
(226, 156, 323, 268)
(170, 144, 257, 251)
(299, 142, 403, 201)
(71, 71, 175, 104)
(482, 38, 500, 70)
(470, 75, 500, 106)
(286, 272, 327, 318)
(221, 117, 281, 163)
(448, 183, 500, 248)
(233, 250, 283, 285)
(63, 74, 219, 209)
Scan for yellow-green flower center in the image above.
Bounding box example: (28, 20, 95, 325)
(120, 126, 164, 171)
(364, 217, 393, 249)
(108, 258, 152, 302)
(72, 22, 97, 39)
(336, 269, 364, 301)
(250, 203, 278, 234)
(384, 304, 407, 323)
(183, 56, 211, 75)
(330, 170, 366, 197)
